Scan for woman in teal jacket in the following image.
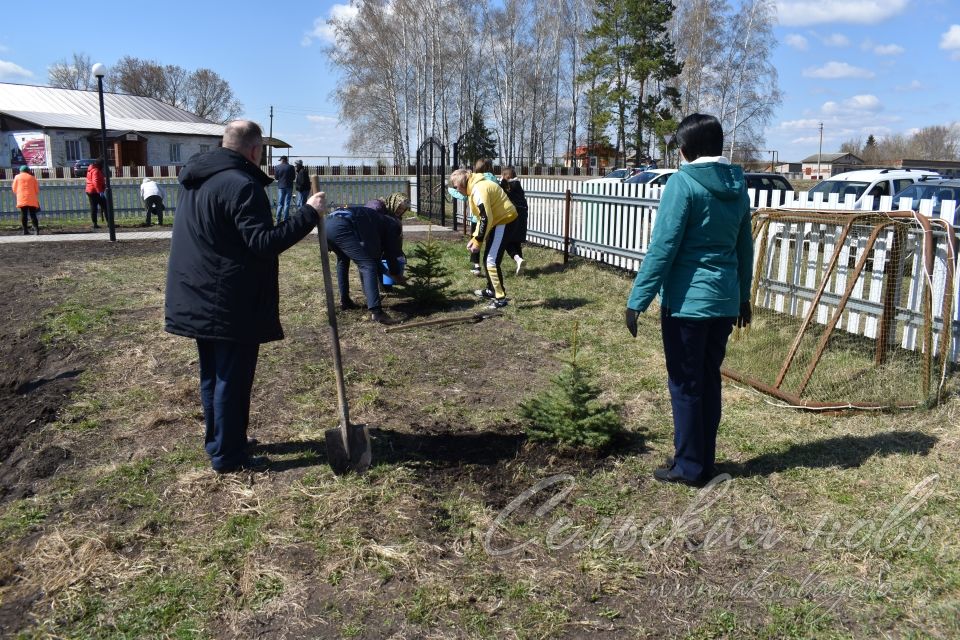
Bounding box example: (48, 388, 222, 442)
(625, 113, 753, 487)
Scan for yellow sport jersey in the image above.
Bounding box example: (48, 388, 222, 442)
(468, 173, 517, 244)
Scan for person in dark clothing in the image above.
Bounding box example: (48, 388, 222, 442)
(274, 155, 295, 224)
(325, 206, 406, 324)
(294, 159, 311, 208)
(500, 166, 528, 274)
(165, 120, 326, 474)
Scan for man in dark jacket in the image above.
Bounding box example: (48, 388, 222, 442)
(326, 206, 405, 324)
(274, 155, 295, 224)
(294, 159, 311, 208)
(165, 120, 326, 474)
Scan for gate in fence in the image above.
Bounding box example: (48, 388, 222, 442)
(415, 137, 447, 225)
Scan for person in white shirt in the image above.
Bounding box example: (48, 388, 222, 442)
(140, 177, 166, 226)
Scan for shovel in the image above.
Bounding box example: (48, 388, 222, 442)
(317, 213, 372, 474)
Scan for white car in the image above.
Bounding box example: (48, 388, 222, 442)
(624, 168, 678, 187)
(586, 168, 634, 184)
(807, 169, 939, 210)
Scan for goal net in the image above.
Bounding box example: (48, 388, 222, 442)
(722, 209, 956, 409)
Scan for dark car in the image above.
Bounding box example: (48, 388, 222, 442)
(745, 172, 793, 193)
(71, 158, 98, 178)
(744, 173, 793, 205)
(891, 178, 960, 221)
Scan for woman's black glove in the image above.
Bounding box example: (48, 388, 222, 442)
(625, 308, 639, 338)
(736, 302, 752, 328)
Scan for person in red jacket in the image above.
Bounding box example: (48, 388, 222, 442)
(85, 158, 107, 228)
(12, 165, 40, 235)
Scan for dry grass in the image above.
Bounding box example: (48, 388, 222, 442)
(0, 236, 957, 639)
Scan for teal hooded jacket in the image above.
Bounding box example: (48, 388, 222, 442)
(626, 159, 753, 318)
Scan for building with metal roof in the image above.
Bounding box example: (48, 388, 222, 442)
(1, 83, 288, 172)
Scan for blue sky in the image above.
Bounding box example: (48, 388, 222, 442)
(0, 0, 958, 163)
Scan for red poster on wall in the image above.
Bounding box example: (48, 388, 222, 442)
(7, 131, 48, 168)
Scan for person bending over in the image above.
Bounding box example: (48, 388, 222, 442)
(449, 168, 517, 308)
(325, 205, 406, 324)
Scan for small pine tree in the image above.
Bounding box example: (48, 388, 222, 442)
(398, 235, 452, 307)
(520, 325, 624, 450)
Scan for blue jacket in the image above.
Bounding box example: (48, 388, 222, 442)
(165, 148, 319, 344)
(627, 159, 753, 318)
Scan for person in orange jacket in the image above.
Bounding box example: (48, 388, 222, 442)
(11, 165, 40, 235)
(85, 158, 107, 228)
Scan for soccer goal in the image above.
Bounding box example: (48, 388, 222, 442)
(722, 209, 957, 409)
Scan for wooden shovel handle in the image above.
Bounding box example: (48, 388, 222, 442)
(317, 214, 351, 450)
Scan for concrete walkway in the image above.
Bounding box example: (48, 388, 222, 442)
(0, 224, 452, 244)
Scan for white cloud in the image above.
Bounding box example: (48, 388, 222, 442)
(821, 33, 850, 47)
(306, 115, 338, 124)
(941, 25, 960, 60)
(791, 135, 825, 145)
(0, 59, 32, 80)
(837, 94, 882, 112)
(780, 119, 825, 131)
(895, 79, 923, 92)
(776, 0, 908, 27)
(872, 43, 904, 55)
(802, 61, 875, 79)
(302, 4, 359, 46)
(785, 34, 808, 50)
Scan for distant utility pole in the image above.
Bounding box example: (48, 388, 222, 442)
(817, 122, 824, 180)
(268, 105, 274, 168)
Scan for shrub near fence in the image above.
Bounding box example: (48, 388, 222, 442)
(0, 176, 412, 222)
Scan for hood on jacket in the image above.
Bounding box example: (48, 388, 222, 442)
(679, 161, 745, 202)
(179, 147, 273, 190)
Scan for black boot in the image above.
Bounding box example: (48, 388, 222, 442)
(22, 226, 29, 236)
(370, 308, 395, 325)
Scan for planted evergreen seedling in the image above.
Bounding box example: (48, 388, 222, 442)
(398, 234, 452, 307)
(520, 323, 624, 451)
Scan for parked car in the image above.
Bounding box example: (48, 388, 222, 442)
(71, 158, 99, 178)
(745, 172, 793, 193)
(891, 178, 960, 221)
(624, 168, 677, 187)
(586, 167, 634, 184)
(807, 168, 939, 210)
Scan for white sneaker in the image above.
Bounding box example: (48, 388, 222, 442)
(474, 288, 495, 299)
(514, 256, 524, 275)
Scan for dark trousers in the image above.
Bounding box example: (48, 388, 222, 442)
(469, 221, 481, 267)
(660, 309, 734, 482)
(197, 339, 260, 471)
(20, 206, 39, 232)
(298, 189, 311, 208)
(87, 192, 105, 225)
(326, 215, 382, 310)
(144, 195, 164, 225)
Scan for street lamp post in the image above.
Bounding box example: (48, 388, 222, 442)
(92, 63, 116, 242)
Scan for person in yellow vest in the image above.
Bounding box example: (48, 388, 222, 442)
(449, 168, 517, 308)
(11, 165, 40, 235)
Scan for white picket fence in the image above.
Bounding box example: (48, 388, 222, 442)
(520, 178, 960, 363)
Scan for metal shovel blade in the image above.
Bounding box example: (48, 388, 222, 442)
(324, 422, 372, 475)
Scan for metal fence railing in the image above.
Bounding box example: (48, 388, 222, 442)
(1, 176, 413, 223)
